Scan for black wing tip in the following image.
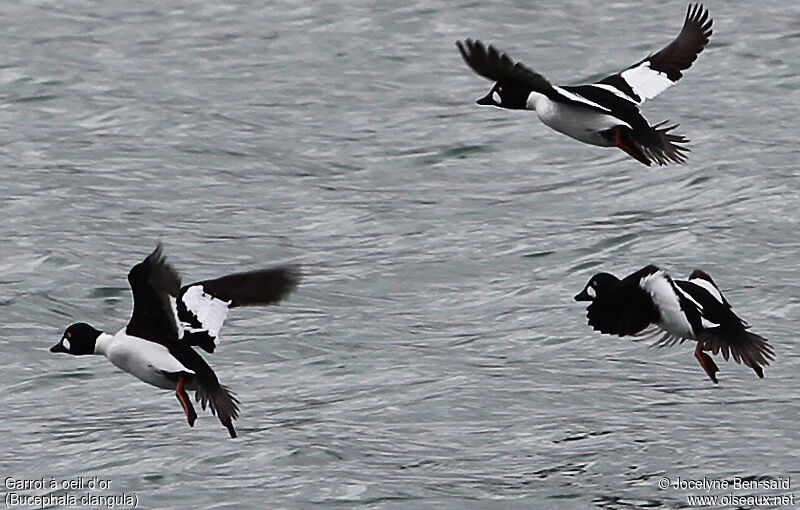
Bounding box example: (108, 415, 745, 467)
(150, 242, 164, 258)
(639, 264, 662, 275)
(686, 4, 713, 28)
(138, 243, 165, 269)
(145, 243, 182, 295)
(129, 243, 181, 288)
(215, 264, 301, 307)
(143, 242, 168, 269)
(283, 264, 301, 286)
(456, 39, 492, 64)
(644, 3, 711, 81)
(273, 264, 301, 302)
(456, 38, 482, 50)
(455, 39, 467, 59)
(685, 3, 713, 40)
(688, 268, 712, 280)
(455, 38, 472, 52)
(455, 38, 478, 60)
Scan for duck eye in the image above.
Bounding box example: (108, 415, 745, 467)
(66, 331, 72, 339)
(591, 281, 597, 288)
(496, 86, 503, 93)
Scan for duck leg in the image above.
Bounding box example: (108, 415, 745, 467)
(176, 374, 197, 426)
(612, 126, 652, 166)
(694, 343, 719, 384)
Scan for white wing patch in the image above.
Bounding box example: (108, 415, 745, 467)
(553, 86, 611, 112)
(700, 316, 719, 329)
(673, 284, 719, 330)
(688, 276, 725, 305)
(640, 271, 694, 339)
(674, 285, 701, 309)
(168, 295, 184, 338)
(181, 285, 230, 340)
(586, 83, 639, 102)
(620, 61, 674, 102)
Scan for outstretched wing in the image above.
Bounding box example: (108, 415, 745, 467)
(126, 244, 183, 346)
(456, 39, 556, 94)
(177, 266, 299, 353)
(592, 3, 712, 104)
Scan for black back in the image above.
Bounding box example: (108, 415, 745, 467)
(559, 84, 650, 130)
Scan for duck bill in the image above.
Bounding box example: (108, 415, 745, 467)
(50, 342, 67, 353)
(574, 289, 593, 302)
(476, 92, 494, 106)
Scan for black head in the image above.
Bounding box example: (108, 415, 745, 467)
(50, 323, 102, 355)
(574, 273, 620, 302)
(477, 81, 531, 109)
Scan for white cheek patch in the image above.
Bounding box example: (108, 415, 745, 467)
(587, 286, 596, 299)
(492, 91, 501, 104)
(62, 338, 71, 350)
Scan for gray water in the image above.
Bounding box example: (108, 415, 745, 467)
(2, 1, 799, 508)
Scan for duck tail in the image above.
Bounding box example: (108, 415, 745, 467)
(195, 383, 240, 438)
(640, 121, 690, 166)
(698, 328, 775, 378)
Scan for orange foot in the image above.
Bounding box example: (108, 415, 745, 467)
(613, 126, 651, 166)
(694, 343, 719, 384)
(176, 374, 197, 426)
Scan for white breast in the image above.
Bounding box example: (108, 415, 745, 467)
(528, 93, 625, 146)
(640, 272, 695, 339)
(100, 330, 194, 389)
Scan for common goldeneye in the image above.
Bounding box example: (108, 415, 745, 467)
(457, 4, 712, 166)
(50, 244, 298, 438)
(574, 265, 774, 383)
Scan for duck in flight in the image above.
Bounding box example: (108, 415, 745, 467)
(457, 4, 712, 166)
(50, 244, 298, 438)
(575, 265, 774, 383)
